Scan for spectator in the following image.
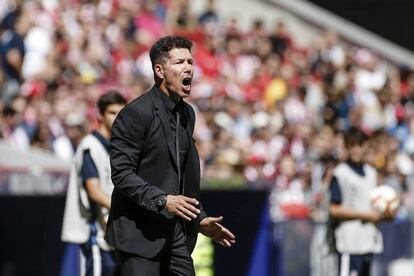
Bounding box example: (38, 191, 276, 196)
(328, 127, 394, 276)
(1, 98, 30, 150)
(61, 91, 127, 276)
(30, 119, 53, 151)
(0, 8, 25, 103)
(53, 112, 88, 162)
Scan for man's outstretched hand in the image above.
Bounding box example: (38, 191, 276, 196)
(200, 216, 236, 247)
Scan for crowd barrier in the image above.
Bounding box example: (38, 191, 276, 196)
(0, 190, 412, 276)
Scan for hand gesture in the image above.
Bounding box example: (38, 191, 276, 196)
(200, 216, 236, 247)
(165, 195, 200, 221)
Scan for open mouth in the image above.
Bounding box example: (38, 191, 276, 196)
(182, 77, 192, 91)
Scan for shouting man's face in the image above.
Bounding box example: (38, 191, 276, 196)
(156, 48, 194, 101)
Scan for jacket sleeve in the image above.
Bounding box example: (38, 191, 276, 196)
(110, 105, 167, 214)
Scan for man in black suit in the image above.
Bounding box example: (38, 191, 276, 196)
(105, 36, 235, 276)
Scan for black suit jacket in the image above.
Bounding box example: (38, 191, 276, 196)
(105, 86, 207, 258)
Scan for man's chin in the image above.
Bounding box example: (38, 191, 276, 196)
(180, 90, 191, 98)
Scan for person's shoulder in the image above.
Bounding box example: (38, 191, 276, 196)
(184, 101, 195, 111)
(334, 162, 348, 171)
(72, 134, 97, 162)
(333, 162, 350, 177)
(77, 133, 98, 149)
(184, 101, 196, 119)
(118, 91, 154, 118)
(363, 163, 377, 174)
(126, 90, 153, 109)
(9, 31, 25, 50)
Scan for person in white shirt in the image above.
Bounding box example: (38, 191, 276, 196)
(61, 91, 127, 276)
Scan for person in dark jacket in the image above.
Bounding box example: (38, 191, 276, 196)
(105, 36, 235, 276)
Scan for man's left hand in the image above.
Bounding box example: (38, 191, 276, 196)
(200, 216, 236, 247)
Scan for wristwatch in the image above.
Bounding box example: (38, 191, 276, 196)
(156, 195, 167, 210)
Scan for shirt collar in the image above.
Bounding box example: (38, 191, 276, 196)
(346, 159, 365, 176)
(92, 130, 110, 153)
(157, 88, 183, 114)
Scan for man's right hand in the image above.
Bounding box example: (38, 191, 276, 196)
(165, 195, 201, 221)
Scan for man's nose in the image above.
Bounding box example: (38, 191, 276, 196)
(184, 61, 193, 71)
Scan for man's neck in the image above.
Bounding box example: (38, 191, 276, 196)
(158, 84, 182, 104)
(169, 92, 182, 105)
(97, 125, 110, 140)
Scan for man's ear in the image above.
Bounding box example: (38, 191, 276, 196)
(154, 64, 164, 80)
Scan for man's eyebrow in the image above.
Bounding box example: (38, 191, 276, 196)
(176, 57, 193, 61)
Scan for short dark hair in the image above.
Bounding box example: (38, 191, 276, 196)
(344, 126, 367, 148)
(97, 90, 127, 115)
(149, 35, 193, 70)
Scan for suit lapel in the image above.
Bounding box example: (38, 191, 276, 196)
(148, 86, 178, 168)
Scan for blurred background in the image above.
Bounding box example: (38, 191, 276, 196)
(1, 0, 414, 275)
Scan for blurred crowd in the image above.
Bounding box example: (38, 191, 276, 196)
(2, 0, 414, 220)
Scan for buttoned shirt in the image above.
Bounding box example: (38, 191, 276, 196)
(158, 89, 190, 192)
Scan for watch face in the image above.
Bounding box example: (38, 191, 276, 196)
(157, 196, 166, 207)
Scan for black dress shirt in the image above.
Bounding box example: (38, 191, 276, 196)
(158, 89, 190, 192)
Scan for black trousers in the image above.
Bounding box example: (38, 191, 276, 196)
(118, 219, 196, 276)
